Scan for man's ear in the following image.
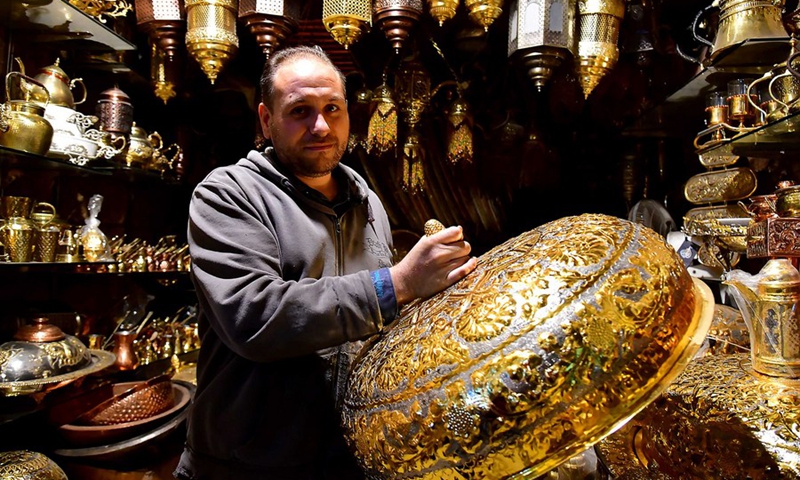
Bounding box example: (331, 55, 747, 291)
(258, 102, 271, 139)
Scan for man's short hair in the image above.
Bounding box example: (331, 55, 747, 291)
(259, 45, 346, 109)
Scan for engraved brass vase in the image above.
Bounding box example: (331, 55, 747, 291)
(343, 213, 715, 479)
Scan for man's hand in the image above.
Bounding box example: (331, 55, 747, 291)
(389, 226, 478, 305)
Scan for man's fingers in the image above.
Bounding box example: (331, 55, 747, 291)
(446, 257, 478, 284)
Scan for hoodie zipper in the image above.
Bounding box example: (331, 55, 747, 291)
(331, 213, 347, 409)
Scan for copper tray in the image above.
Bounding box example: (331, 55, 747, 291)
(58, 381, 189, 447)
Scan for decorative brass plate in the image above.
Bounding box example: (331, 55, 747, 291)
(698, 153, 740, 169)
(683, 204, 750, 241)
(597, 354, 800, 478)
(343, 214, 715, 479)
(684, 167, 757, 205)
(0, 350, 115, 397)
(747, 217, 800, 258)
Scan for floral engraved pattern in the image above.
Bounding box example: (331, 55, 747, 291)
(343, 214, 701, 479)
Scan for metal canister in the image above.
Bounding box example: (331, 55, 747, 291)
(95, 86, 134, 136)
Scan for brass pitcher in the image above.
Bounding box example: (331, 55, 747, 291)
(32, 58, 87, 109)
(694, 0, 788, 62)
(0, 217, 35, 262)
(724, 258, 800, 378)
(0, 72, 54, 155)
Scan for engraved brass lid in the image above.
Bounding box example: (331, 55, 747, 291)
(0, 450, 67, 480)
(1, 318, 89, 384)
(343, 213, 715, 479)
(14, 317, 65, 342)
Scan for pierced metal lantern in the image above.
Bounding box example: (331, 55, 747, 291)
(465, 0, 503, 31)
(238, 0, 300, 57)
(323, 0, 372, 49)
(575, 0, 625, 98)
(185, 0, 238, 84)
(429, 0, 459, 26)
(343, 213, 714, 479)
(373, 0, 424, 53)
(135, 0, 185, 103)
(508, 0, 576, 91)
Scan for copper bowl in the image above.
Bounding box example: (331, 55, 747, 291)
(77, 375, 174, 426)
(342, 214, 715, 479)
(59, 380, 190, 447)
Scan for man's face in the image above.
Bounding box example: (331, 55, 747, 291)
(258, 57, 349, 178)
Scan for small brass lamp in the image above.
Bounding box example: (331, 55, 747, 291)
(508, 0, 576, 91)
(373, 0, 424, 53)
(465, 0, 503, 31)
(395, 59, 431, 192)
(322, 0, 372, 49)
(429, 0, 459, 26)
(135, 0, 185, 103)
(238, 0, 300, 58)
(575, 0, 625, 98)
(185, 0, 239, 84)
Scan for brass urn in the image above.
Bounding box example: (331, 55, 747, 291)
(0, 72, 54, 155)
(343, 214, 714, 479)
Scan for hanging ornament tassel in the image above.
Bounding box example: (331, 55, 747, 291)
(446, 97, 474, 164)
(402, 130, 425, 193)
(367, 84, 398, 155)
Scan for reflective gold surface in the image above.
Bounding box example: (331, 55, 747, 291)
(683, 167, 757, 205)
(707, 304, 750, 355)
(0, 350, 115, 396)
(0, 450, 67, 480)
(597, 354, 800, 478)
(343, 214, 714, 479)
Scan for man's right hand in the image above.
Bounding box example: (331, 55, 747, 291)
(389, 226, 478, 306)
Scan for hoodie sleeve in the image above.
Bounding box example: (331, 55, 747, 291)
(188, 172, 383, 363)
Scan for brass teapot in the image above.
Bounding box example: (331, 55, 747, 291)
(0, 72, 54, 155)
(724, 258, 800, 378)
(32, 58, 87, 109)
(124, 122, 161, 168)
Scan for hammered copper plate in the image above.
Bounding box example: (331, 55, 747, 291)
(343, 214, 715, 479)
(58, 382, 189, 447)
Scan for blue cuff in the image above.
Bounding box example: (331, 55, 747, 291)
(371, 268, 398, 327)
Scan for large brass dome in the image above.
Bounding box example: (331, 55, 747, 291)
(342, 214, 715, 479)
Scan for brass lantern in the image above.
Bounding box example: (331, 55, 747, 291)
(508, 0, 576, 91)
(395, 58, 431, 192)
(185, 0, 239, 84)
(465, 0, 503, 31)
(322, 0, 372, 49)
(429, 0, 459, 26)
(135, 0, 185, 103)
(575, 0, 625, 98)
(238, 0, 300, 58)
(373, 0, 424, 53)
(446, 96, 473, 164)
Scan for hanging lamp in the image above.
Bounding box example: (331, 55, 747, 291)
(135, 0, 186, 103)
(575, 0, 625, 98)
(322, 0, 372, 49)
(185, 0, 239, 84)
(238, 0, 300, 58)
(373, 0, 424, 53)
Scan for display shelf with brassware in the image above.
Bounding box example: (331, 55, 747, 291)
(0, 0, 136, 52)
(624, 38, 793, 137)
(695, 109, 800, 157)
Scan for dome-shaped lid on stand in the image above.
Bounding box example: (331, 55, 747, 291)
(0, 450, 67, 480)
(342, 213, 714, 479)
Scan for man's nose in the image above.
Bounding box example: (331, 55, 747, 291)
(310, 113, 331, 136)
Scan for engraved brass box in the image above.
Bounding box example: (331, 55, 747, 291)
(343, 214, 714, 479)
(747, 217, 800, 258)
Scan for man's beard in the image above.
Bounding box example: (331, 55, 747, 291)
(269, 126, 346, 178)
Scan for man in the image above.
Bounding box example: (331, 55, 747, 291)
(175, 45, 477, 479)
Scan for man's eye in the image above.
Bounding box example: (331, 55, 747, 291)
(327, 105, 341, 113)
(291, 107, 307, 116)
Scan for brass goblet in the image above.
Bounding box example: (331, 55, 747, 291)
(727, 79, 755, 129)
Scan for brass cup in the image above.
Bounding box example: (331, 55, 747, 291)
(0, 217, 34, 262)
(705, 105, 729, 126)
(0, 196, 32, 219)
(35, 228, 59, 262)
(727, 94, 753, 126)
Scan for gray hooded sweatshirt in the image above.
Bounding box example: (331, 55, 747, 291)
(176, 148, 394, 479)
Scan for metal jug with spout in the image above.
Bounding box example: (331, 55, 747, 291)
(0, 71, 54, 155)
(31, 58, 87, 109)
(691, 0, 788, 63)
(723, 258, 800, 378)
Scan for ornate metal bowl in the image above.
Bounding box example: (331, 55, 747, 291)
(597, 354, 800, 478)
(0, 450, 67, 480)
(0, 318, 90, 383)
(342, 214, 715, 479)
